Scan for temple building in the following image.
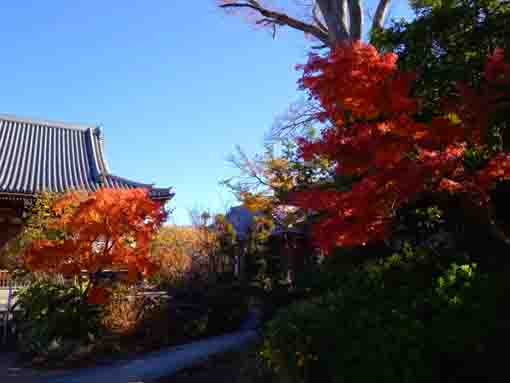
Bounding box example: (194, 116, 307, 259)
(0, 114, 173, 249)
(225, 205, 316, 283)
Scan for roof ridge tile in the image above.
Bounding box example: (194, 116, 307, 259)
(0, 113, 95, 132)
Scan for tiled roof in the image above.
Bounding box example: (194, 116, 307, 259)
(225, 204, 306, 239)
(225, 205, 263, 241)
(0, 114, 173, 200)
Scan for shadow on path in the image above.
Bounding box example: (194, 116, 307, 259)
(38, 311, 260, 383)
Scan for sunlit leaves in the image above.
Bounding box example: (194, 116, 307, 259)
(289, 41, 510, 252)
(23, 188, 167, 304)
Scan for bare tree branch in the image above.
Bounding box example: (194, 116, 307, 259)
(225, 145, 272, 193)
(270, 98, 324, 139)
(372, 0, 391, 31)
(220, 1, 330, 45)
(312, 3, 329, 34)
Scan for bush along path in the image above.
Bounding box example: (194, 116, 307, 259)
(38, 310, 260, 383)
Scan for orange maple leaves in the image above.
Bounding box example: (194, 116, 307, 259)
(290, 41, 510, 252)
(24, 188, 167, 303)
(298, 42, 418, 124)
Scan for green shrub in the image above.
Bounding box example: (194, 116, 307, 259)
(203, 280, 251, 334)
(168, 277, 251, 338)
(13, 277, 102, 360)
(260, 249, 505, 382)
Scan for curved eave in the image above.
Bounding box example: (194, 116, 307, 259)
(149, 188, 175, 202)
(270, 227, 305, 237)
(0, 187, 175, 203)
(0, 191, 38, 201)
(101, 174, 174, 202)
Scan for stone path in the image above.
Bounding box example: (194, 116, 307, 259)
(45, 329, 258, 383)
(0, 352, 68, 383)
(0, 312, 260, 383)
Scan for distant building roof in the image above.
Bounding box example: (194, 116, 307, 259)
(0, 114, 173, 201)
(225, 205, 261, 241)
(225, 204, 306, 240)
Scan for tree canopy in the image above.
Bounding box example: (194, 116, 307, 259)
(288, 40, 510, 252)
(24, 188, 167, 304)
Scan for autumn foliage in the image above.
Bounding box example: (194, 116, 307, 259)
(24, 188, 167, 304)
(150, 225, 206, 283)
(289, 41, 510, 252)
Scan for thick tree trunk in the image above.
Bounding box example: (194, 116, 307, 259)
(316, 0, 349, 43)
(348, 0, 363, 40)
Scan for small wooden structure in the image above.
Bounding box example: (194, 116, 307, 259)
(269, 227, 314, 283)
(225, 205, 317, 283)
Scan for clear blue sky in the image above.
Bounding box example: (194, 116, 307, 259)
(0, 1, 413, 225)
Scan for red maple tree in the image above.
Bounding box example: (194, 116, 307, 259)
(289, 41, 510, 252)
(24, 188, 167, 304)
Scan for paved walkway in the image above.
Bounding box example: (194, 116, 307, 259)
(0, 353, 68, 383)
(46, 329, 258, 383)
(1, 312, 260, 383)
